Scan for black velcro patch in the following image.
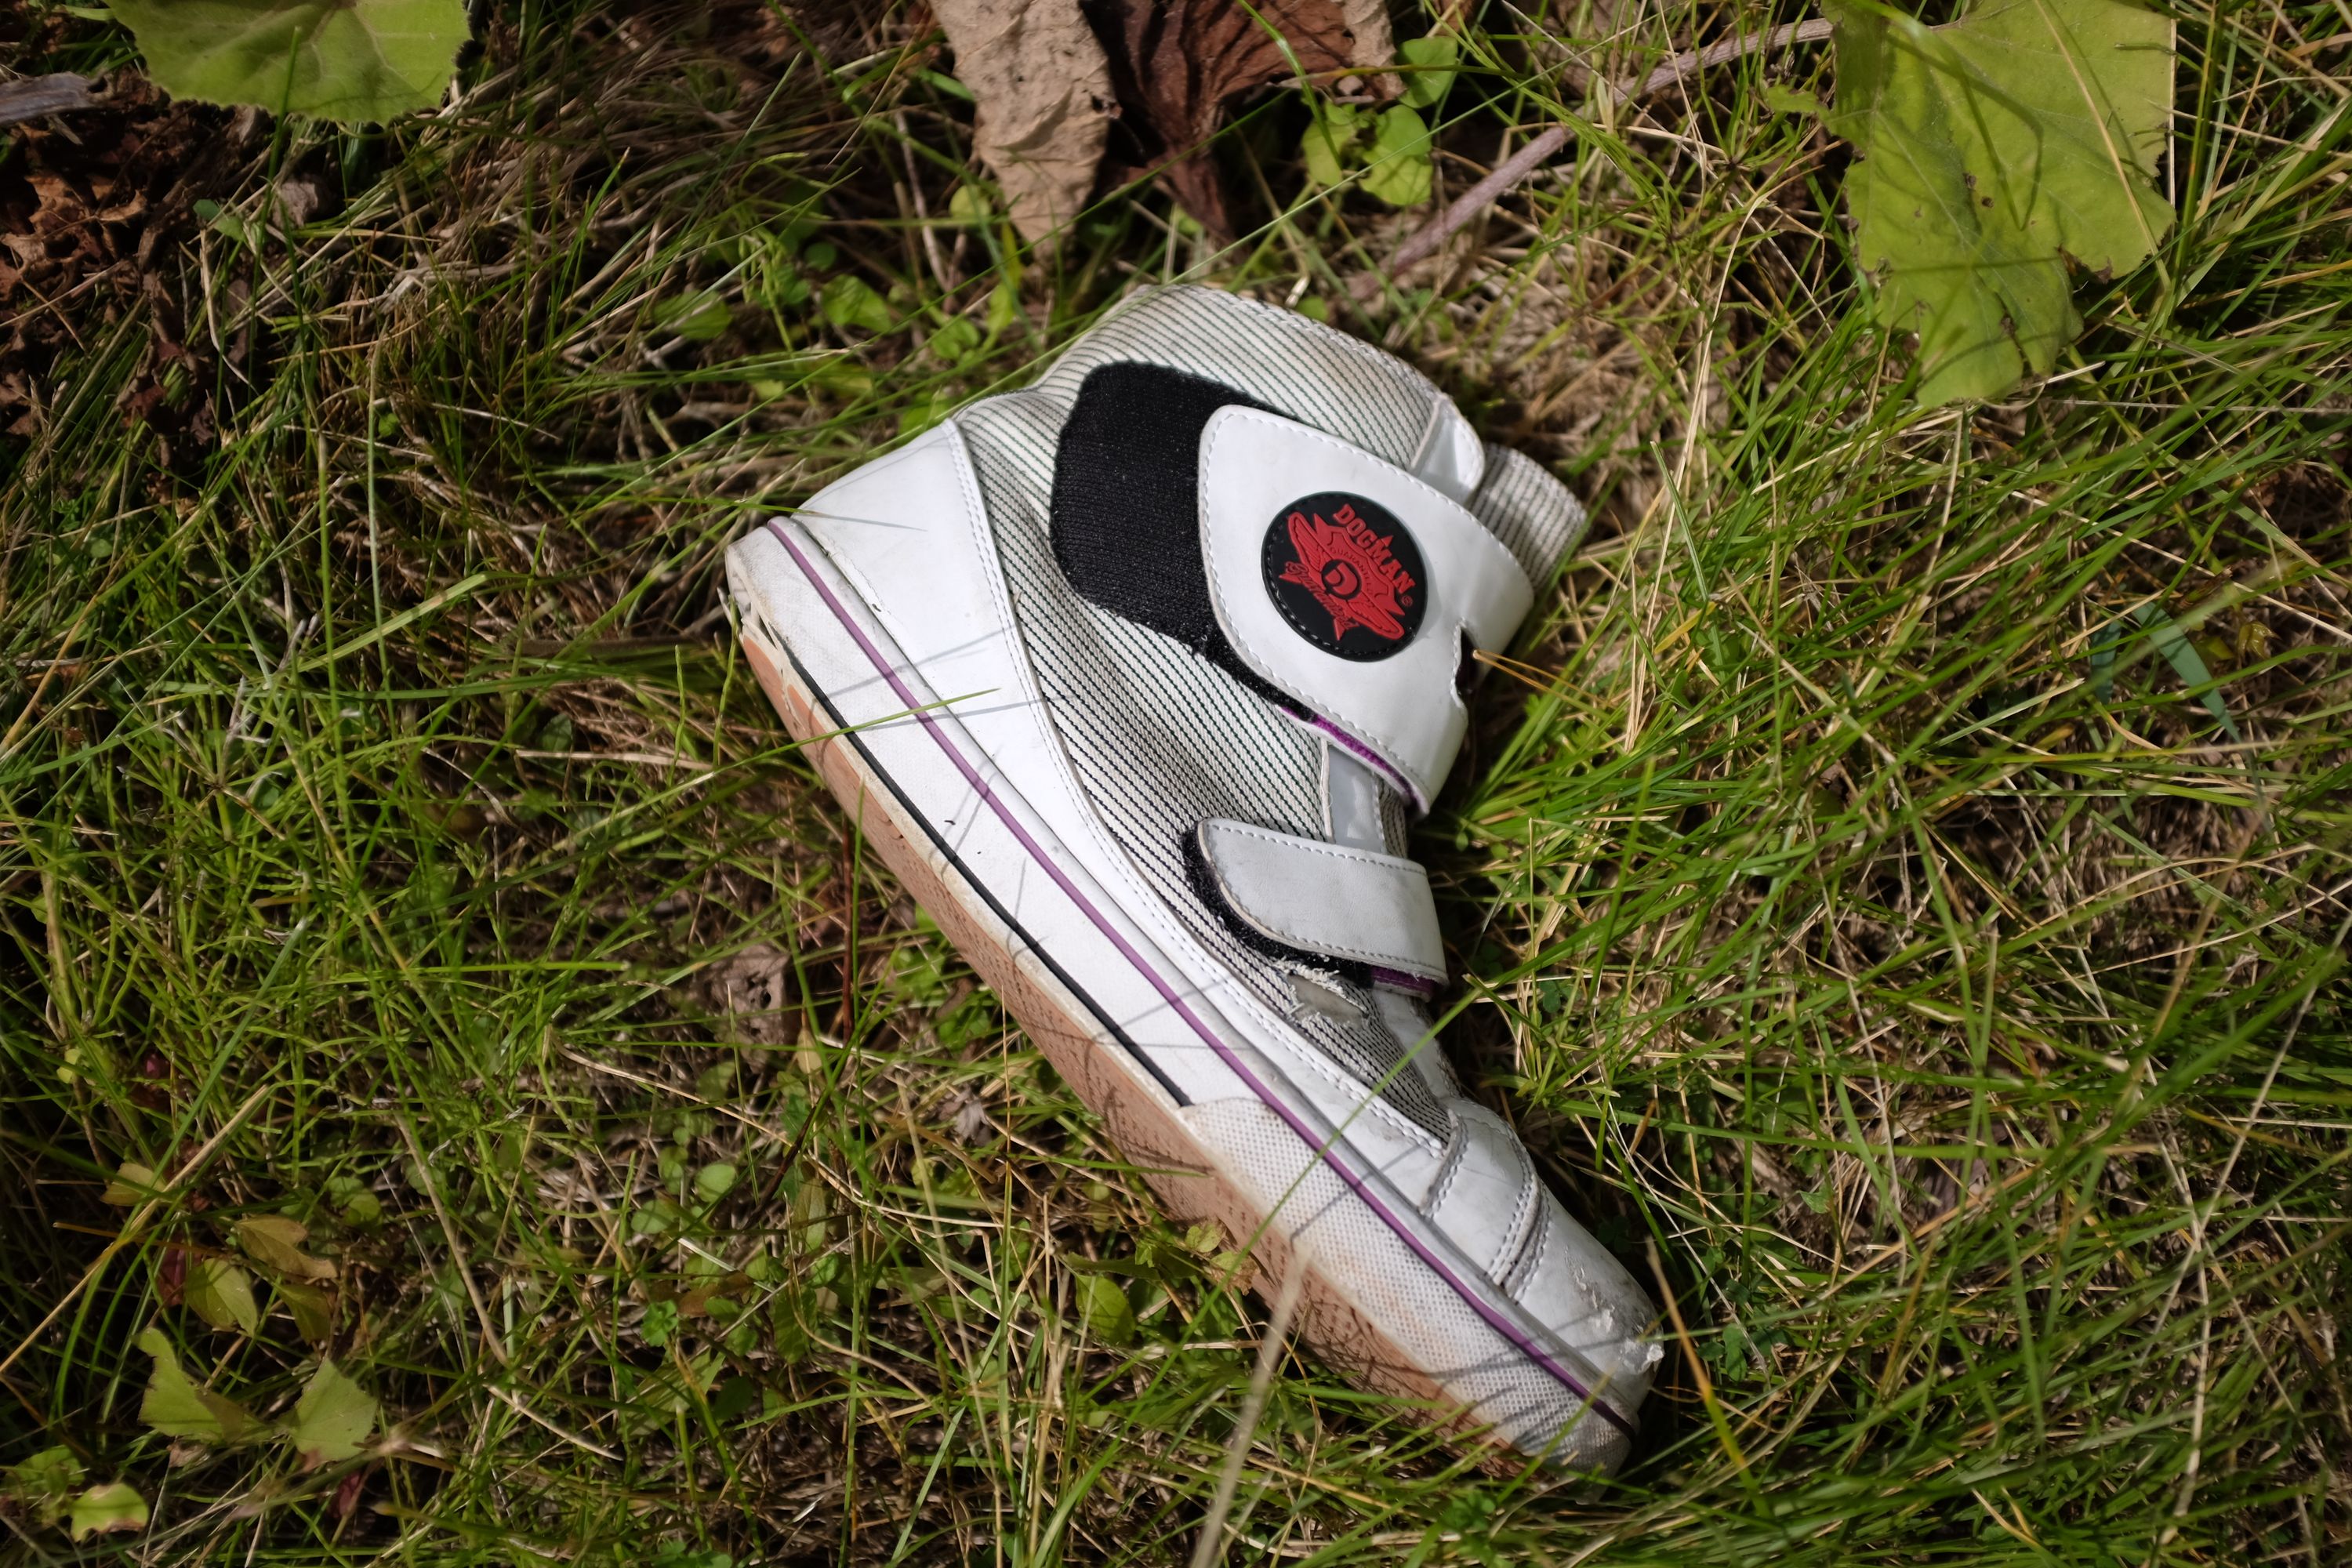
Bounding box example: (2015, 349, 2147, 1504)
(1048, 361, 1283, 699)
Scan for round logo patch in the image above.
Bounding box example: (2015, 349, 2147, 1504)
(1261, 492, 1428, 661)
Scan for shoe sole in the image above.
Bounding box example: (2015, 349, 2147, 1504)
(730, 519, 1636, 1468)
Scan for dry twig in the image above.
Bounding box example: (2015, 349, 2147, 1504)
(0, 73, 96, 128)
(1188, 1252, 1311, 1568)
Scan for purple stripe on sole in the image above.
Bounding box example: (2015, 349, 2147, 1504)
(762, 520, 1633, 1442)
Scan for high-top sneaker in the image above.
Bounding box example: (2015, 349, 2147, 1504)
(725, 285, 1660, 1467)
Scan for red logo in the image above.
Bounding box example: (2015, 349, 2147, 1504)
(1276, 501, 1417, 642)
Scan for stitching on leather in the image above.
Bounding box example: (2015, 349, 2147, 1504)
(1200, 833, 1439, 972)
(1185, 823, 1367, 983)
(1505, 1201, 1552, 1297)
(1409, 396, 1484, 501)
(796, 437, 960, 679)
(1432, 1105, 1542, 1277)
(1494, 1134, 1540, 1277)
(1426, 1112, 1472, 1216)
(1196, 415, 1410, 765)
(1409, 397, 1448, 481)
(1221, 408, 1531, 596)
(777, 434, 1447, 1159)
(1295, 710, 1421, 808)
(1206, 818, 1419, 874)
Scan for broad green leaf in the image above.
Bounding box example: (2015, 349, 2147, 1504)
(101, 1160, 158, 1205)
(198, 199, 256, 252)
(1073, 1272, 1135, 1345)
(186, 1258, 260, 1335)
(653, 1542, 735, 1568)
(641, 1298, 680, 1348)
(1398, 34, 1459, 110)
(947, 183, 993, 226)
(986, 267, 1024, 338)
(1360, 106, 1435, 208)
(111, 0, 470, 123)
(278, 1278, 339, 1343)
(1828, 0, 2172, 403)
(656, 292, 731, 343)
(69, 1482, 147, 1541)
(234, 1214, 337, 1282)
(1435, 1486, 1498, 1534)
(927, 316, 982, 364)
(325, 1174, 382, 1226)
(289, 1359, 379, 1465)
(5, 1446, 84, 1528)
(898, 389, 954, 438)
(136, 1328, 253, 1443)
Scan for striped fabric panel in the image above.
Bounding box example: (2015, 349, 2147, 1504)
(1468, 445, 1588, 585)
(1033, 288, 1436, 466)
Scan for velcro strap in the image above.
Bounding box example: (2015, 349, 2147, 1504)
(1198, 407, 1533, 808)
(1194, 818, 1444, 985)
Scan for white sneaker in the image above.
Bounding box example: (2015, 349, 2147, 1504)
(726, 285, 1660, 1467)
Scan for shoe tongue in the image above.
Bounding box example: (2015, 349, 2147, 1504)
(1412, 396, 1487, 506)
(1325, 742, 1404, 855)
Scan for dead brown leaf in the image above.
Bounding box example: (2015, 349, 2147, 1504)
(1091, 0, 1392, 236)
(946, 1087, 993, 1143)
(934, 0, 1116, 245)
(699, 942, 797, 1046)
(0, 71, 249, 445)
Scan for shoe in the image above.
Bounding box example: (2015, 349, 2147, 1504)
(725, 285, 1660, 1467)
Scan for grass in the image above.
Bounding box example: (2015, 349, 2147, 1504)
(3, 0, 2348, 1561)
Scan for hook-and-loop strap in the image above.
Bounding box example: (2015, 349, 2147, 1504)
(1192, 818, 1444, 985)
